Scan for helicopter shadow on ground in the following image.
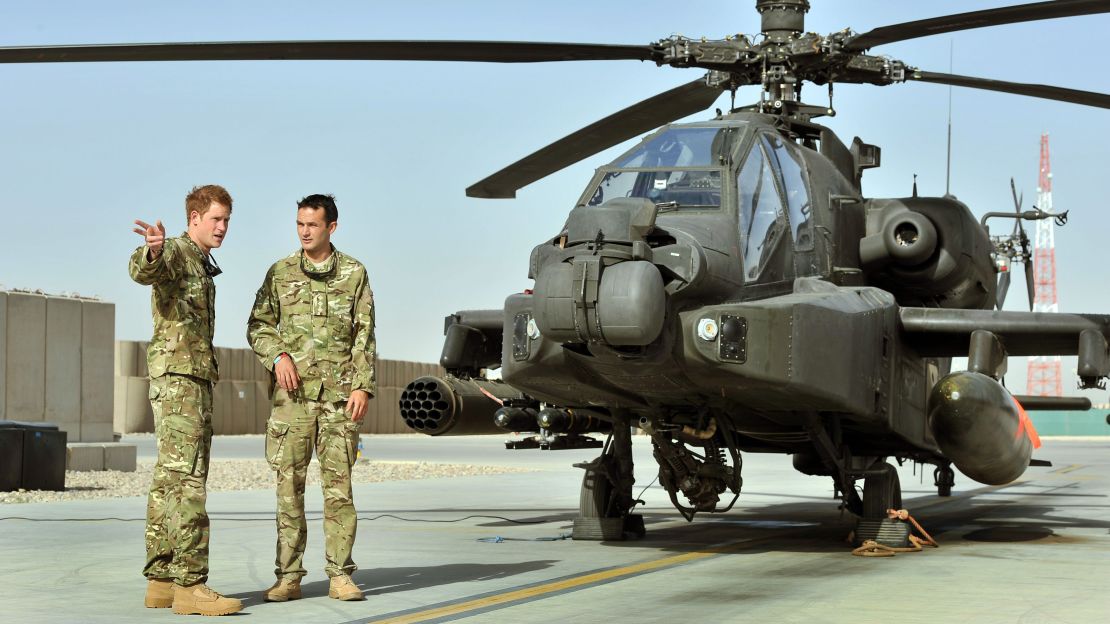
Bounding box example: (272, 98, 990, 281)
(464, 487, 836, 529)
(908, 483, 1110, 545)
(588, 480, 1110, 558)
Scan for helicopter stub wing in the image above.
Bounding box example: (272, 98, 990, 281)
(466, 77, 725, 199)
(899, 307, 1110, 388)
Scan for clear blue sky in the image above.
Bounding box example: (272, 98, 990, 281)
(2, 1, 1108, 398)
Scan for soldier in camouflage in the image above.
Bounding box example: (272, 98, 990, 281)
(247, 193, 376, 603)
(130, 184, 243, 616)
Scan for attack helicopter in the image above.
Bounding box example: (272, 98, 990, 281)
(392, 0, 1110, 542)
(5, 0, 1109, 544)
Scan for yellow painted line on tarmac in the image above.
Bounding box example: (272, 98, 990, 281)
(1052, 464, 1085, 474)
(365, 536, 768, 624)
(366, 484, 1024, 623)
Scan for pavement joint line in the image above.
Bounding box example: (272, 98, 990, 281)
(350, 527, 819, 624)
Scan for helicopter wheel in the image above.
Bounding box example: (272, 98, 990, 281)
(572, 430, 644, 541)
(854, 462, 909, 547)
(934, 464, 955, 497)
(861, 462, 902, 519)
(572, 459, 625, 540)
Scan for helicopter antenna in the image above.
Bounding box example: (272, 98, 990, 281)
(913, 173, 918, 198)
(945, 40, 953, 196)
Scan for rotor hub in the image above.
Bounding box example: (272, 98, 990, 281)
(755, 0, 810, 41)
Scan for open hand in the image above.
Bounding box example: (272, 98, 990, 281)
(133, 219, 166, 259)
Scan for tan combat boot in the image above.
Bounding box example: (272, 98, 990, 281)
(328, 574, 364, 601)
(144, 578, 174, 608)
(172, 583, 244, 616)
(263, 577, 302, 602)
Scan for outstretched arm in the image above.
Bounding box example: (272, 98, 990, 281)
(128, 219, 176, 285)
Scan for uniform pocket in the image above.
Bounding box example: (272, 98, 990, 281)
(265, 419, 291, 470)
(159, 421, 201, 475)
(343, 421, 361, 468)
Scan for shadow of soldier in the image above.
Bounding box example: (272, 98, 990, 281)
(230, 559, 559, 605)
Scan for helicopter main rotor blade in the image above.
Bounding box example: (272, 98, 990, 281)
(844, 0, 1110, 52)
(908, 70, 1110, 109)
(466, 78, 723, 199)
(1025, 261, 1037, 311)
(997, 271, 1011, 310)
(0, 40, 657, 64)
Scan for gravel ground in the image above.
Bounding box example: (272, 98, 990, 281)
(0, 459, 532, 504)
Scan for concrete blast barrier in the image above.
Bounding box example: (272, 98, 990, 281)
(115, 340, 142, 377)
(104, 443, 137, 471)
(46, 297, 82, 441)
(5, 292, 46, 422)
(363, 386, 404, 433)
(246, 353, 269, 382)
(254, 381, 272, 432)
(212, 381, 233, 436)
(136, 341, 149, 378)
(0, 292, 6, 421)
(215, 347, 233, 382)
(80, 300, 115, 441)
(67, 443, 105, 471)
(114, 376, 154, 434)
(230, 381, 255, 435)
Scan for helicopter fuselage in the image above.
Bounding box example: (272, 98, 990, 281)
(404, 112, 1066, 521)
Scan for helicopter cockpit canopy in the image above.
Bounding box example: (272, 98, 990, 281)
(583, 126, 737, 210)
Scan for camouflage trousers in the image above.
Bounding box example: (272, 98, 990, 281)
(144, 374, 213, 586)
(265, 386, 361, 579)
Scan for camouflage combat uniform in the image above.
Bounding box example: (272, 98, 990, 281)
(247, 247, 376, 580)
(129, 233, 220, 587)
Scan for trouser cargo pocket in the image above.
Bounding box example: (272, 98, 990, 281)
(266, 420, 292, 470)
(160, 422, 202, 475)
(343, 421, 361, 468)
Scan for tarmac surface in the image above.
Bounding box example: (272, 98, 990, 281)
(2, 435, 1108, 623)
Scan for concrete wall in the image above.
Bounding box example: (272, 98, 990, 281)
(2, 290, 116, 442)
(81, 300, 114, 442)
(5, 292, 46, 423)
(113, 342, 441, 435)
(0, 292, 7, 421)
(45, 297, 82, 440)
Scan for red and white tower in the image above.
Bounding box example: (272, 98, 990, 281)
(1026, 133, 1063, 396)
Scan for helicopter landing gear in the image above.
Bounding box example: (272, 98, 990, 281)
(862, 462, 902, 518)
(934, 463, 955, 497)
(855, 461, 909, 547)
(571, 412, 644, 540)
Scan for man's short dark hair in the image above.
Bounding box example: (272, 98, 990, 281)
(297, 194, 338, 224)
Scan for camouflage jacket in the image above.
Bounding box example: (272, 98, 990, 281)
(247, 247, 376, 402)
(129, 233, 219, 382)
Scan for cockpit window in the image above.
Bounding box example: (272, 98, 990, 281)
(615, 127, 730, 168)
(587, 170, 721, 209)
(762, 134, 813, 250)
(737, 140, 785, 282)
